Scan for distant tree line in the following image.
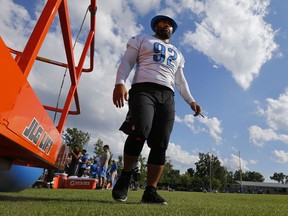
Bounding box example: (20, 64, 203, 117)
(156, 152, 265, 192)
(270, 172, 288, 184)
(63, 128, 285, 191)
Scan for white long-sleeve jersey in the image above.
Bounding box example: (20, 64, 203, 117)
(115, 34, 195, 105)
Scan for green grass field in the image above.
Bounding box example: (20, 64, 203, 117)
(0, 188, 288, 216)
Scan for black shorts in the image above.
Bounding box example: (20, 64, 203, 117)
(128, 82, 175, 150)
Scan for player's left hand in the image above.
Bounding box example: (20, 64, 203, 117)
(190, 101, 201, 117)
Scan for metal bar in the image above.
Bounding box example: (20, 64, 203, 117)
(17, 0, 62, 77)
(58, 0, 77, 85)
(56, 0, 97, 131)
(76, 31, 94, 78)
(43, 105, 79, 115)
(85, 0, 97, 72)
(9, 47, 93, 72)
(57, 85, 77, 132)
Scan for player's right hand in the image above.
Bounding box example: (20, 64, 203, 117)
(113, 84, 128, 108)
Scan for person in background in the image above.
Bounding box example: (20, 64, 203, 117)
(99, 145, 111, 189)
(109, 160, 118, 189)
(90, 157, 100, 184)
(131, 159, 141, 191)
(67, 144, 81, 177)
(78, 149, 88, 177)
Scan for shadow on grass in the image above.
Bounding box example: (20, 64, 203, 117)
(0, 195, 139, 205)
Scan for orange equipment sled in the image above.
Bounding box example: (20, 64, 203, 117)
(0, 0, 97, 171)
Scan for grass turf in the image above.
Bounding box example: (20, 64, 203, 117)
(0, 188, 288, 216)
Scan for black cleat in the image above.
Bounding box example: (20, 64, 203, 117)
(141, 186, 168, 205)
(112, 171, 131, 202)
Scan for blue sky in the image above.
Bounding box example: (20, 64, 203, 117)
(1, 0, 288, 182)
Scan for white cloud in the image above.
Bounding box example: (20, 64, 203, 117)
(222, 154, 249, 172)
(0, 0, 33, 49)
(265, 90, 288, 131)
(254, 100, 266, 116)
(129, 0, 160, 16)
(175, 114, 200, 133)
(199, 116, 223, 144)
(272, 150, 288, 164)
(176, 114, 223, 144)
(249, 90, 288, 147)
(249, 159, 258, 165)
(249, 126, 288, 147)
(166, 143, 199, 173)
(164, 0, 204, 15)
(181, 0, 278, 90)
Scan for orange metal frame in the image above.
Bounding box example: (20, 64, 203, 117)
(0, 0, 97, 170)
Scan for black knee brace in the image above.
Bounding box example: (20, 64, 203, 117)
(124, 134, 145, 156)
(147, 147, 166, 165)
